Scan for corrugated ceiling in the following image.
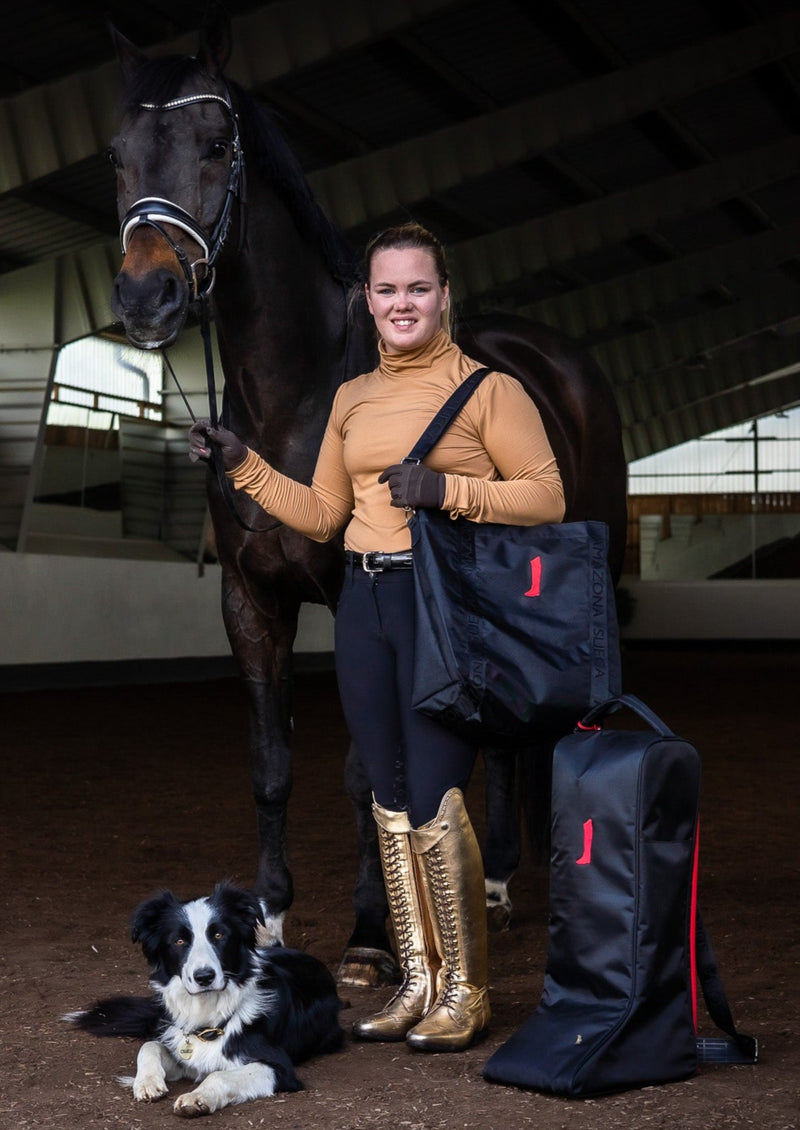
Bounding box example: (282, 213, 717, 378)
(2, 0, 800, 460)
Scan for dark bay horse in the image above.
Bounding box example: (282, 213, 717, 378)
(107, 11, 627, 976)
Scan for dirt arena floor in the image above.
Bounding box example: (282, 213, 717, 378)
(1, 644, 798, 1129)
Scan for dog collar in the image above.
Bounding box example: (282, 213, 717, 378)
(178, 1026, 225, 1061)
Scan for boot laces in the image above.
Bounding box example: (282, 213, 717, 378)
(380, 829, 417, 961)
(426, 847, 462, 982)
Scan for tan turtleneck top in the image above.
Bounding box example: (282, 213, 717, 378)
(227, 331, 565, 553)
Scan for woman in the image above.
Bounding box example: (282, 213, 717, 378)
(189, 223, 565, 1052)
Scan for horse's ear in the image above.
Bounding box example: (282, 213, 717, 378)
(109, 23, 149, 86)
(198, 2, 232, 77)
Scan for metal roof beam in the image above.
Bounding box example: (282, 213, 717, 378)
(444, 135, 800, 298)
(520, 221, 800, 338)
(623, 358, 800, 459)
(0, 0, 457, 197)
(310, 9, 800, 226)
(591, 279, 800, 387)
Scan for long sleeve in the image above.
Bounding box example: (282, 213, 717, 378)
(438, 373, 565, 525)
(226, 333, 565, 552)
(226, 412, 354, 542)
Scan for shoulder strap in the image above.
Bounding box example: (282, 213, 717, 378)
(695, 909, 758, 1064)
(403, 367, 492, 464)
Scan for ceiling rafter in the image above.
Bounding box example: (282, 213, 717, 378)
(308, 9, 800, 226)
(446, 136, 800, 297)
(523, 221, 800, 339)
(3, 0, 800, 468)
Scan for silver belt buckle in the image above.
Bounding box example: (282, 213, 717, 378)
(362, 551, 382, 573)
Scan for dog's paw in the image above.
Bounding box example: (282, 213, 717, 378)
(132, 1072, 169, 1102)
(173, 1091, 212, 1118)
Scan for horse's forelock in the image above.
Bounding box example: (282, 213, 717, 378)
(122, 55, 213, 114)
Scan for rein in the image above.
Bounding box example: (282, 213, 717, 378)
(164, 293, 284, 536)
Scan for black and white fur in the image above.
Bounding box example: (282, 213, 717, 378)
(65, 883, 344, 1117)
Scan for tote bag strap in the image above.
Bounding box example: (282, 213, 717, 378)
(403, 367, 492, 463)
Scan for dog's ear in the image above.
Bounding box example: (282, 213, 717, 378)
(131, 890, 182, 957)
(212, 882, 265, 937)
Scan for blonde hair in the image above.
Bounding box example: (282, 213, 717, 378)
(363, 222, 453, 336)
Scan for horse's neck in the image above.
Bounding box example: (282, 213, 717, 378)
(210, 206, 374, 472)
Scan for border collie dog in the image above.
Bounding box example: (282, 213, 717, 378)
(66, 883, 344, 1117)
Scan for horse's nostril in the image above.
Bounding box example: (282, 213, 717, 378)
(193, 967, 215, 986)
(162, 272, 179, 306)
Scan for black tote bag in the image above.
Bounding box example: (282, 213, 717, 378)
(406, 369, 621, 744)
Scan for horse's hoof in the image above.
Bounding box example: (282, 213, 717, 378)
(487, 902, 512, 932)
(337, 946, 400, 988)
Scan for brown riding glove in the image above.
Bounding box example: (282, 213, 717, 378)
(379, 463, 446, 509)
(189, 419, 248, 471)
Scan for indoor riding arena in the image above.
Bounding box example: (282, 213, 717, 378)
(2, 3, 800, 1129)
(2, 646, 798, 1128)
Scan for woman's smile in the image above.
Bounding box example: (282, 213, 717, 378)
(366, 247, 449, 354)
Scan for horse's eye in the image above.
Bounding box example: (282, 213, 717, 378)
(208, 139, 229, 160)
(106, 146, 120, 168)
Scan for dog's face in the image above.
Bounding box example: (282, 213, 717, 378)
(131, 883, 265, 997)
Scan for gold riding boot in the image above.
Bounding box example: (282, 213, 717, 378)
(405, 788, 490, 1052)
(352, 802, 439, 1041)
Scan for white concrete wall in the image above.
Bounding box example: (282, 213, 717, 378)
(0, 551, 334, 670)
(2, 552, 798, 686)
(620, 575, 800, 639)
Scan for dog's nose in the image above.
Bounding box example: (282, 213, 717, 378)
(193, 967, 216, 987)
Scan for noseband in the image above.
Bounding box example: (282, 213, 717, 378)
(119, 91, 245, 299)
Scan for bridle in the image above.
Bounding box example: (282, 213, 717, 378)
(117, 85, 272, 534)
(115, 83, 354, 539)
(118, 90, 246, 300)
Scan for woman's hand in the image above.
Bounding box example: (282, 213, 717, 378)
(189, 419, 248, 471)
(379, 462, 445, 509)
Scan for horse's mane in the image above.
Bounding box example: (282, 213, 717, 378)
(122, 56, 361, 286)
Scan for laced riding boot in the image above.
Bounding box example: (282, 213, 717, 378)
(406, 788, 491, 1052)
(352, 802, 439, 1041)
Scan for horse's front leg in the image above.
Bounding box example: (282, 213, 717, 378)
(337, 741, 398, 987)
(482, 732, 562, 932)
(245, 673, 294, 943)
(221, 571, 296, 944)
(482, 746, 521, 932)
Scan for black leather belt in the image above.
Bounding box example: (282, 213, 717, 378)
(346, 550, 414, 573)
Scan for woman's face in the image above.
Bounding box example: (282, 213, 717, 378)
(365, 247, 449, 355)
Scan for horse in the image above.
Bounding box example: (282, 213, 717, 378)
(107, 8, 628, 980)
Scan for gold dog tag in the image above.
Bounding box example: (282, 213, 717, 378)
(178, 1037, 194, 1061)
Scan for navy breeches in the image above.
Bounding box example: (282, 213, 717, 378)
(334, 563, 477, 826)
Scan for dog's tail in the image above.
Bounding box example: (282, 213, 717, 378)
(64, 995, 163, 1040)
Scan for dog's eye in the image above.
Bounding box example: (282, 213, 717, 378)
(213, 931, 224, 940)
(174, 938, 187, 947)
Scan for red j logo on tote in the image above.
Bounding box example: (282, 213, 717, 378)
(525, 556, 542, 597)
(576, 819, 593, 865)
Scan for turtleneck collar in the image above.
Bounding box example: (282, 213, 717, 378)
(377, 329, 460, 378)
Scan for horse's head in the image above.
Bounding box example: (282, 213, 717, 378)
(108, 8, 242, 349)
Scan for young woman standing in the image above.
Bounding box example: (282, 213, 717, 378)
(189, 223, 565, 1051)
